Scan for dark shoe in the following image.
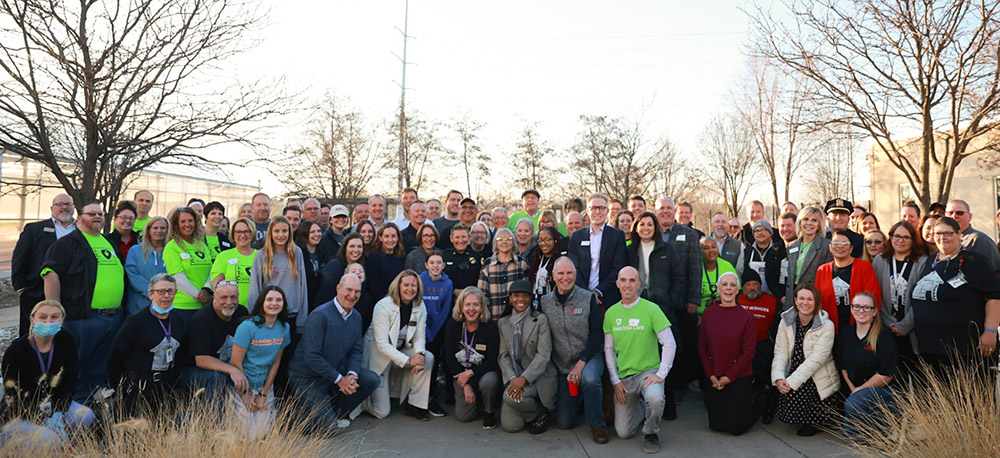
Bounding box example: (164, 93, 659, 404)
(663, 401, 677, 421)
(797, 424, 819, 436)
(482, 411, 497, 430)
(591, 426, 609, 444)
(405, 404, 430, 422)
(428, 399, 447, 417)
(528, 411, 552, 435)
(674, 389, 685, 405)
(643, 434, 660, 454)
(762, 413, 774, 425)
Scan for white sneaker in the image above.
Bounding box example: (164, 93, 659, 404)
(336, 419, 351, 429)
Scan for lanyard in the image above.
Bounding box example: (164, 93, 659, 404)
(704, 263, 720, 300)
(891, 259, 908, 281)
(151, 308, 173, 343)
(462, 323, 477, 368)
(752, 244, 771, 262)
(30, 336, 54, 377)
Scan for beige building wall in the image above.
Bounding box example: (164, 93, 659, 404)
(870, 141, 999, 240)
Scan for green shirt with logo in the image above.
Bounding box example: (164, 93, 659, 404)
(133, 216, 151, 236)
(210, 247, 257, 308)
(205, 234, 231, 263)
(164, 238, 213, 310)
(603, 297, 671, 379)
(84, 232, 126, 309)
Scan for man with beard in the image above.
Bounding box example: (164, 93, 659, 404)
(12, 193, 76, 337)
(741, 220, 787, 302)
(708, 212, 744, 272)
(736, 270, 779, 424)
(176, 281, 250, 399)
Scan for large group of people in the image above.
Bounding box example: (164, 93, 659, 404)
(5, 186, 999, 453)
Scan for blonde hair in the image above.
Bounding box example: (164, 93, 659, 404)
(31, 300, 65, 317)
(141, 216, 169, 262)
(852, 291, 882, 354)
(452, 287, 490, 323)
(796, 206, 827, 239)
(263, 216, 299, 282)
(387, 269, 423, 306)
(167, 207, 207, 251)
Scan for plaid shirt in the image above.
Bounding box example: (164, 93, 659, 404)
(477, 254, 528, 319)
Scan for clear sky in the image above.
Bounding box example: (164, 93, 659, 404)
(228, 0, 799, 200)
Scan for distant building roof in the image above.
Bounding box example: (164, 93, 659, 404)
(145, 162, 257, 188)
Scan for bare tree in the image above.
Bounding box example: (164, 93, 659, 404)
(750, 0, 1000, 211)
(270, 96, 381, 206)
(510, 123, 555, 193)
(450, 113, 489, 199)
(388, 109, 443, 193)
(803, 125, 862, 204)
(0, 0, 288, 213)
(700, 113, 759, 217)
(734, 58, 819, 213)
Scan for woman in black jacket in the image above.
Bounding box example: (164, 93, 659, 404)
(294, 220, 326, 313)
(624, 210, 685, 419)
(526, 226, 565, 309)
(444, 287, 501, 429)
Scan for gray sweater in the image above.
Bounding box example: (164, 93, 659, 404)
(540, 286, 603, 374)
(249, 247, 309, 332)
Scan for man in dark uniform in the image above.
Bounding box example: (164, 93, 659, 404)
(825, 198, 864, 258)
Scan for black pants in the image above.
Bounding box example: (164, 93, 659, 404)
(275, 320, 300, 397)
(19, 291, 44, 337)
(704, 376, 758, 435)
(752, 340, 777, 418)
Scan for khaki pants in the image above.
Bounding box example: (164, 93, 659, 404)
(613, 368, 664, 439)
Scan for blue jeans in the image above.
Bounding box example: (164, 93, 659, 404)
(0, 401, 95, 448)
(64, 311, 122, 402)
(554, 357, 606, 429)
(290, 369, 379, 433)
(843, 386, 896, 438)
(179, 366, 230, 399)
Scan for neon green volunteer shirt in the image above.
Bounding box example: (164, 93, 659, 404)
(603, 297, 671, 379)
(210, 247, 257, 308)
(164, 238, 213, 310)
(84, 232, 125, 309)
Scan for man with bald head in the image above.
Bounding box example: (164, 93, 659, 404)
(289, 274, 380, 431)
(540, 256, 608, 442)
(604, 266, 675, 453)
(177, 280, 250, 397)
(12, 193, 77, 336)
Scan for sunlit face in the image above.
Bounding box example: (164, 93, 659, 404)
(861, 215, 878, 234)
(30, 305, 64, 328)
(522, 193, 539, 213)
(270, 221, 290, 247)
(354, 203, 370, 223)
(308, 224, 323, 246)
(252, 195, 270, 221)
(553, 260, 576, 293)
(284, 210, 301, 232)
(400, 191, 417, 212)
(148, 280, 177, 307)
(148, 219, 168, 245)
(399, 275, 418, 303)
(748, 203, 764, 223)
(850, 295, 876, 325)
(462, 294, 483, 323)
(50, 195, 75, 223)
(231, 221, 253, 248)
(337, 276, 362, 307)
(178, 211, 196, 238)
(617, 213, 634, 234)
(115, 209, 136, 233)
(470, 225, 489, 247)
(711, 214, 728, 238)
(134, 191, 153, 214)
(426, 201, 442, 220)
(655, 199, 675, 228)
(495, 232, 514, 254)
(446, 192, 462, 216)
(515, 222, 533, 246)
(782, 202, 798, 215)
(615, 268, 641, 300)
(795, 289, 816, 317)
(636, 215, 657, 242)
(479, 213, 491, 224)
(331, 215, 349, 231)
(189, 202, 204, 219)
(77, 203, 105, 234)
(262, 290, 284, 318)
(728, 218, 741, 238)
(214, 285, 239, 318)
(302, 200, 320, 222)
(701, 238, 719, 262)
(206, 208, 225, 229)
(609, 201, 622, 220)
(587, 197, 609, 227)
(945, 202, 972, 231)
(239, 204, 252, 219)
(828, 211, 850, 231)
(717, 275, 739, 302)
(510, 292, 531, 314)
(459, 201, 477, 224)
(565, 213, 583, 234)
(934, 222, 961, 254)
(345, 238, 364, 263)
(864, 233, 885, 258)
(379, 227, 399, 252)
(409, 203, 427, 225)
(830, 233, 853, 260)
(799, 213, 820, 237)
(346, 264, 366, 283)
(426, 254, 445, 277)
(753, 226, 772, 246)
(890, 226, 913, 255)
(451, 228, 470, 251)
(922, 218, 937, 247)
(536, 230, 557, 255)
(779, 217, 797, 242)
(419, 227, 437, 250)
(676, 205, 692, 225)
(629, 199, 646, 215)
(492, 210, 508, 230)
(358, 224, 375, 245)
(369, 197, 385, 221)
(538, 216, 555, 230)
(900, 207, 919, 227)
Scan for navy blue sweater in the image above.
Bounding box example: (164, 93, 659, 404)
(288, 300, 364, 385)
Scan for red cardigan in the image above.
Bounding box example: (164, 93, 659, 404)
(815, 258, 882, 333)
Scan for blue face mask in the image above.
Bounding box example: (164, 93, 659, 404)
(151, 303, 174, 314)
(32, 322, 62, 338)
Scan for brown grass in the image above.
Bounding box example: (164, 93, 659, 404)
(0, 388, 353, 457)
(841, 358, 1000, 457)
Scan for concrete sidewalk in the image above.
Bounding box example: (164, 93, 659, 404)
(336, 394, 853, 458)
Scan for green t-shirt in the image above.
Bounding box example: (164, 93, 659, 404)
(205, 234, 231, 262)
(603, 297, 671, 379)
(133, 216, 151, 236)
(164, 238, 213, 310)
(699, 258, 738, 313)
(507, 210, 541, 232)
(795, 240, 813, 281)
(210, 247, 257, 308)
(83, 232, 125, 309)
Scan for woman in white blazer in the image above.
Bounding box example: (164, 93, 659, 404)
(362, 269, 435, 421)
(771, 284, 840, 437)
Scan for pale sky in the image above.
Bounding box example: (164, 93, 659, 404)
(221, 0, 853, 202)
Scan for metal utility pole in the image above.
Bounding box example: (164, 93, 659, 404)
(394, 0, 412, 198)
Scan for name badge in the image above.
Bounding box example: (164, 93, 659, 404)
(43, 227, 55, 233)
(179, 253, 191, 259)
(571, 307, 583, 315)
(409, 321, 417, 326)
(676, 234, 686, 242)
(581, 240, 591, 246)
(221, 241, 232, 248)
(475, 344, 487, 351)
(947, 271, 968, 289)
(228, 258, 239, 265)
(788, 247, 799, 254)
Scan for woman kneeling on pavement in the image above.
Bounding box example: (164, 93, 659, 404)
(498, 280, 557, 434)
(444, 287, 501, 428)
(0, 300, 95, 447)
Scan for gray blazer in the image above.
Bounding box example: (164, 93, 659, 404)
(498, 310, 557, 407)
(784, 236, 833, 308)
(872, 254, 927, 353)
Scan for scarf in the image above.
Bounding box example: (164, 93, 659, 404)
(509, 309, 529, 376)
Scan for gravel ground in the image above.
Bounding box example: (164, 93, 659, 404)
(0, 279, 18, 354)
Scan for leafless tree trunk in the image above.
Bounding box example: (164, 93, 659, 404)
(0, 0, 289, 215)
(388, 109, 443, 193)
(451, 114, 488, 199)
(510, 123, 554, 193)
(700, 113, 759, 217)
(750, 0, 1000, 212)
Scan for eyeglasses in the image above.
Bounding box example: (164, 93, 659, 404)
(831, 240, 852, 246)
(216, 280, 238, 288)
(82, 212, 105, 218)
(865, 239, 883, 245)
(420, 234, 436, 238)
(233, 230, 253, 235)
(588, 206, 608, 212)
(496, 237, 514, 242)
(850, 304, 876, 312)
(891, 234, 912, 241)
(152, 288, 177, 296)
(116, 216, 135, 222)
(52, 202, 73, 207)
(934, 230, 957, 237)
(461, 205, 476, 210)
(945, 210, 967, 217)
(538, 237, 555, 243)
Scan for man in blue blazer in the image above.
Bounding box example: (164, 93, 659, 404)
(568, 193, 627, 307)
(11, 194, 77, 336)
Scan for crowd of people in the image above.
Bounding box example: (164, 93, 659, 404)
(5, 186, 999, 453)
